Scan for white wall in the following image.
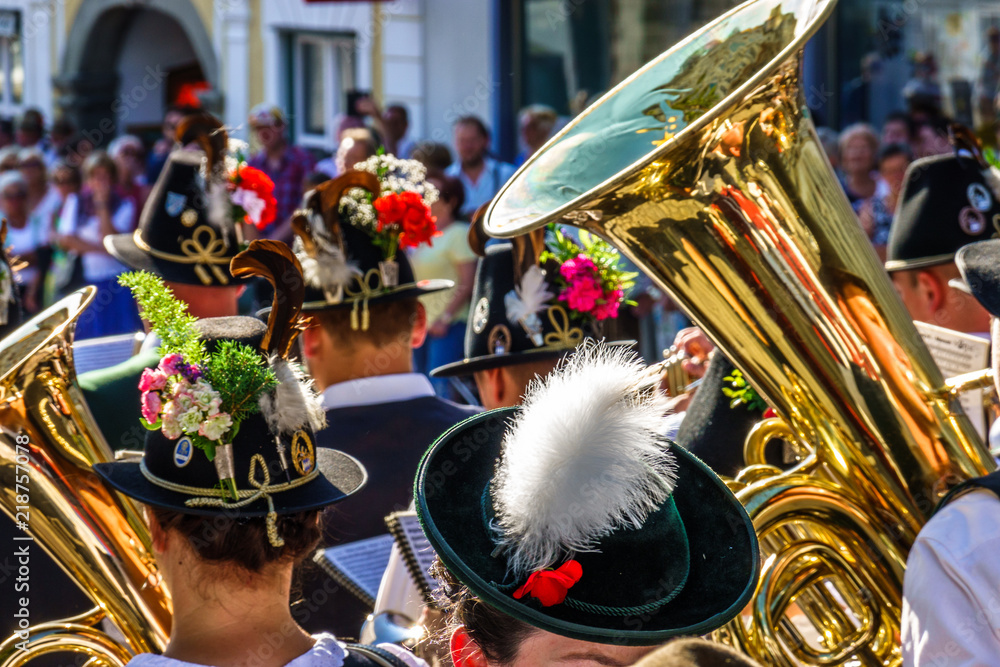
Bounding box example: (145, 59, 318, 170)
(116, 10, 200, 133)
(422, 0, 492, 147)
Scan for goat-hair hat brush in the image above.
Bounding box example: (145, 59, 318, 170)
(416, 342, 760, 645)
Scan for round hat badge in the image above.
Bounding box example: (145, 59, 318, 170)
(174, 437, 193, 467)
(959, 206, 986, 235)
(967, 183, 992, 213)
(472, 297, 490, 334)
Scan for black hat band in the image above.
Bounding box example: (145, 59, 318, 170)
(140, 453, 319, 547)
(131, 227, 235, 286)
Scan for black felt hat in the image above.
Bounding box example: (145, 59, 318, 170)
(885, 153, 1000, 271)
(956, 239, 1000, 318)
(94, 242, 366, 537)
(432, 236, 633, 378)
(283, 171, 451, 325)
(106, 114, 245, 287)
(416, 345, 760, 645)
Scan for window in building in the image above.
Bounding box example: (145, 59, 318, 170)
(290, 33, 356, 150)
(0, 10, 22, 115)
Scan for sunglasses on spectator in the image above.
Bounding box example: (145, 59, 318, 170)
(3, 190, 27, 200)
(19, 161, 43, 169)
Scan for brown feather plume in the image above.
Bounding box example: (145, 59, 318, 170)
(511, 227, 548, 285)
(176, 112, 228, 176)
(230, 240, 308, 358)
(0, 217, 6, 245)
(468, 202, 492, 257)
(948, 123, 988, 168)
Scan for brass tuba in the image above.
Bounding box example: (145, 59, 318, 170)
(0, 288, 171, 667)
(483, 0, 994, 664)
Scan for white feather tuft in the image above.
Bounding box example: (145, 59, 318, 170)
(491, 342, 676, 576)
(504, 265, 554, 324)
(259, 358, 327, 434)
(293, 236, 361, 294)
(985, 165, 1000, 204)
(207, 180, 233, 231)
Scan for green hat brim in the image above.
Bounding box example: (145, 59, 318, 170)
(415, 408, 760, 645)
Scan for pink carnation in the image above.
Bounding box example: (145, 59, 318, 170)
(138, 368, 168, 392)
(158, 353, 185, 377)
(560, 274, 604, 313)
(140, 390, 162, 424)
(559, 254, 597, 282)
(593, 288, 624, 320)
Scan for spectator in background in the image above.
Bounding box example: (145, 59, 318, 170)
(881, 111, 914, 148)
(515, 104, 558, 166)
(49, 160, 85, 298)
(54, 152, 141, 339)
(316, 127, 378, 178)
(815, 127, 840, 173)
(914, 117, 952, 158)
(247, 103, 315, 243)
(412, 141, 452, 173)
(382, 104, 415, 158)
(147, 106, 188, 182)
(46, 117, 76, 167)
(446, 116, 515, 218)
(302, 171, 330, 193)
(109, 135, 149, 225)
(410, 173, 477, 399)
(841, 53, 880, 127)
(0, 118, 14, 149)
(1, 172, 48, 314)
(838, 123, 882, 207)
(858, 143, 912, 255)
(19, 149, 62, 268)
(0, 146, 18, 172)
(903, 53, 943, 115)
(15, 109, 45, 151)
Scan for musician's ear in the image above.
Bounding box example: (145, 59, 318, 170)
(411, 302, 428, 350)
(145, 507, 169, 554)
(472, 368, 504, 411)
(450, 626, 488, 667)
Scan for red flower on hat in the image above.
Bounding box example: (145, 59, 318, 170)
(231, 165, 277, 230)
(374, 191, 439, 250)
(512, 560, 582, 607)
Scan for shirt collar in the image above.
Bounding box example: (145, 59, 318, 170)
(320, 373, 436, 410)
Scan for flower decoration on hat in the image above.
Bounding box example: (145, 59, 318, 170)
(227, 142, 277, 231)
(503, 225, 635, 350)
(338, 152, 440, 279)
(490, 342, 676, 608)
(121, 242, 325, 541)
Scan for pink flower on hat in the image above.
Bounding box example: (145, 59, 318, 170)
(158, 353, 184, 377)
(140, 390, 162, 425)
(138, 368, 168, 392)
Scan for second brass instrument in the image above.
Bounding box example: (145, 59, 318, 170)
(483, 0, 994, 664)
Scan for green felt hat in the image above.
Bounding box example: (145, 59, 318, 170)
(415, 344, 760, 645)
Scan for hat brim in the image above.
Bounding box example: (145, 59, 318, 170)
(430, 339, 637, 378)
(416, 409, 760, 645)
(94, 447, 367, 517)
(105, 233, 248, 287)
(956, 238, 1000, 317)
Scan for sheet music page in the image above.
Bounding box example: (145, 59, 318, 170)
(395, 512, 437, 581)
(318, 534, 394, 602)
(914, 321, 991, 441)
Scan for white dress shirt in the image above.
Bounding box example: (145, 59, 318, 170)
(902, 488, 1000, 666)
(320, 373, 436, 410)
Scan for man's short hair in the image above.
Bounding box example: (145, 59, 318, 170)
(454, 116, 490, 139)
(311, 298, 420, 350)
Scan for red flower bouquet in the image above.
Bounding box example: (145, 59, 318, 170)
(230, 165, 278, 230)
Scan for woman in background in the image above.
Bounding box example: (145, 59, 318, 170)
(0, 171, 48, 314)
(54, 151, 141, 339)
(410, 173, 477, 399)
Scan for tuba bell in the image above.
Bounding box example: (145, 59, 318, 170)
(483, 0, 994, 664)
(0, 288, 171, 667)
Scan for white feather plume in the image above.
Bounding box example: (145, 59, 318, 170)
(207, 179, 233, 232)
(259, 358, 327, 434)
(504, 265, 554, 324)
(293, 236, 360, 293)
(985, 165, 1000, 204)
(491, 342, 676, 576)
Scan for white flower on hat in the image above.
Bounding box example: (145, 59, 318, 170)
(491, 341, 677, 576)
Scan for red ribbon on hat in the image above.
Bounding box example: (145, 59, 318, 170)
(513, 560, 583, 607)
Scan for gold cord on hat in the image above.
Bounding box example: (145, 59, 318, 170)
(543, 306, 585, 349)
(132, 226, 231, 286)
(139, 454, 319, 547)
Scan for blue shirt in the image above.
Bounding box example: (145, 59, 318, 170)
(445, 157, 516, 218)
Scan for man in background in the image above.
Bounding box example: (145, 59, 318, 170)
(445, 116, 515, 218)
